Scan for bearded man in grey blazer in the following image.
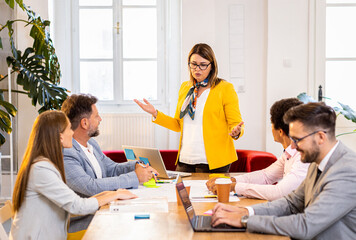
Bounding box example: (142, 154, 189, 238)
(211, 102, 356, 240)
(61, 94, 158, 233)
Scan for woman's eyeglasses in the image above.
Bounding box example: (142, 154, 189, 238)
(188, 62, 211, 70)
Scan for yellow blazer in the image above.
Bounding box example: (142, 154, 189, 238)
(154, 80, 244, 170)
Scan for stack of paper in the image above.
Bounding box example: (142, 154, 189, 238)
(109, 197, 168, 213)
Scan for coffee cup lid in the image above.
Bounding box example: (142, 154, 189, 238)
(215, 178, 232, 184)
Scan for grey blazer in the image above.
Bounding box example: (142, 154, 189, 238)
(10, 160, 98, 240)
(63, 138, 139, 232)
(63, 138, 139, 198)
(247, 142, 356, 240)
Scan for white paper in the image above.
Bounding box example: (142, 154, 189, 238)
(109, 197, 168, 213)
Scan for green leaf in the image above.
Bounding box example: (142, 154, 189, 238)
(0, 90, 4, 101)
(5, 21, 19, 62)
(0, 110, 12, 133)
(5, 0, 15, 9)
(0, 133, 5, 145)
(297, 93, 317, 104)
(7, 49, 67, 113)
(0, 101, 17, 117)
(0, 37, 3, 49)
(334, 102, 356, 124)
(15, 0, 24, 10)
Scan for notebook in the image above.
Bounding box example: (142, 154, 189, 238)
(176, 182, 246, 232)
(122, 145, 191, 179)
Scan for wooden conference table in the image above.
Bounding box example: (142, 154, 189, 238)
(83, 173, 290, 240)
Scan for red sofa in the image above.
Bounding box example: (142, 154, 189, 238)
(103, 149, 277, 173)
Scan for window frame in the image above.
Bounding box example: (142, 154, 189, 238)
(71, 0, 167, 111)
(314, 0, 356, 126)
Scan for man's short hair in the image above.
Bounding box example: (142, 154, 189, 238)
(61, 94, 98, 130)
(270, 98, 303, 135)
(283, 102, 336, 137)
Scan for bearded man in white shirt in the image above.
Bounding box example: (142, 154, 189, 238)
(61, 94, 158, 233)
(207, 98, 309, 200)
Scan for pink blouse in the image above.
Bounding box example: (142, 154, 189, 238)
(234, 145, 309, 200)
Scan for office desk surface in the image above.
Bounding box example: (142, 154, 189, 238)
(83, 173, 290, 240)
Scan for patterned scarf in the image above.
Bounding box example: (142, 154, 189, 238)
(180, 78, 209, 120)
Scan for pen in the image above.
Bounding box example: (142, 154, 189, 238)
(134, 214, 150, 220)
(136, 161, 147, 168)
(136, 161, 158, 177)
(191, 195, 217, 199)
(204, 195, 217, 198)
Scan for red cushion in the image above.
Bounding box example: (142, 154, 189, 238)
(230, 150, 277, 172)
(159, 150, 177, 171)
(103, 149, 277, 173)
(102, 150, 127, 163)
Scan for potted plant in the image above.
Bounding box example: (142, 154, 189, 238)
(0, 0, 68, 145)
(297, 92, 356, 137)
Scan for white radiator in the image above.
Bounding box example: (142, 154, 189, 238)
(95, 113, 155, 150)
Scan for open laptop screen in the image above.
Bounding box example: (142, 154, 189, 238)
(176, 182, 195, 224)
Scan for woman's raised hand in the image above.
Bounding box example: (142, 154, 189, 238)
(134, 98, 157, 118)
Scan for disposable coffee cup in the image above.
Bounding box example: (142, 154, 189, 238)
(216, 178, 232, 203)
(176, 185, 190, 206)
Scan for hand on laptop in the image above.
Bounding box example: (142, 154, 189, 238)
(135, 163, 159, 183)
(211, 203, 248, 228)
(206, 177, 236, 194)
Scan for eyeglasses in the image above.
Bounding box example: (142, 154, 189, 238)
(289, 130, 327, 146)
(188, 62, 211, 70)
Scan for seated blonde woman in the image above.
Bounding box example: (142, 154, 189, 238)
(10, 111, 137, 240)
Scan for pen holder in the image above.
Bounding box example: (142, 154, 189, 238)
(176, 185, 190, 206)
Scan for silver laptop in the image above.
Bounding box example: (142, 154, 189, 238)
(176, 182, 246, 232)
(122, 145, 191, 179)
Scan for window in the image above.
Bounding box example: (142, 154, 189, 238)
(72, 0, 165, 106)
(323, 0, 356, 110)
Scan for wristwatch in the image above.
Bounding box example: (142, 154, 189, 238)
(241, 215, 249, 228)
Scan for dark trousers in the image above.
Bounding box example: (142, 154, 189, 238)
(176, 161, 231, 173)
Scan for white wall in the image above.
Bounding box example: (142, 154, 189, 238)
(181, 0, 268, 152)
(265, 0, 310, 155)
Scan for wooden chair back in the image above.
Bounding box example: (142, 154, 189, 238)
(0, 201, 14, 240)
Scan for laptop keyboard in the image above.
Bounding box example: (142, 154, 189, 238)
(197, 215, 212, 228)
(196, 215, 238, 230)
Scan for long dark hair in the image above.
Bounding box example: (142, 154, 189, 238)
(12, 110, 69, 212)
(188, 43, 222, 88)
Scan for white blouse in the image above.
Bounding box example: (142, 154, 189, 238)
(180, 89, 210, 165)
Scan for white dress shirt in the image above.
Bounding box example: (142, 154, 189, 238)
(77, 140, 103, 178)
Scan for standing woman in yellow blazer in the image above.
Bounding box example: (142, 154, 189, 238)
(135, 43, 244, 172)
